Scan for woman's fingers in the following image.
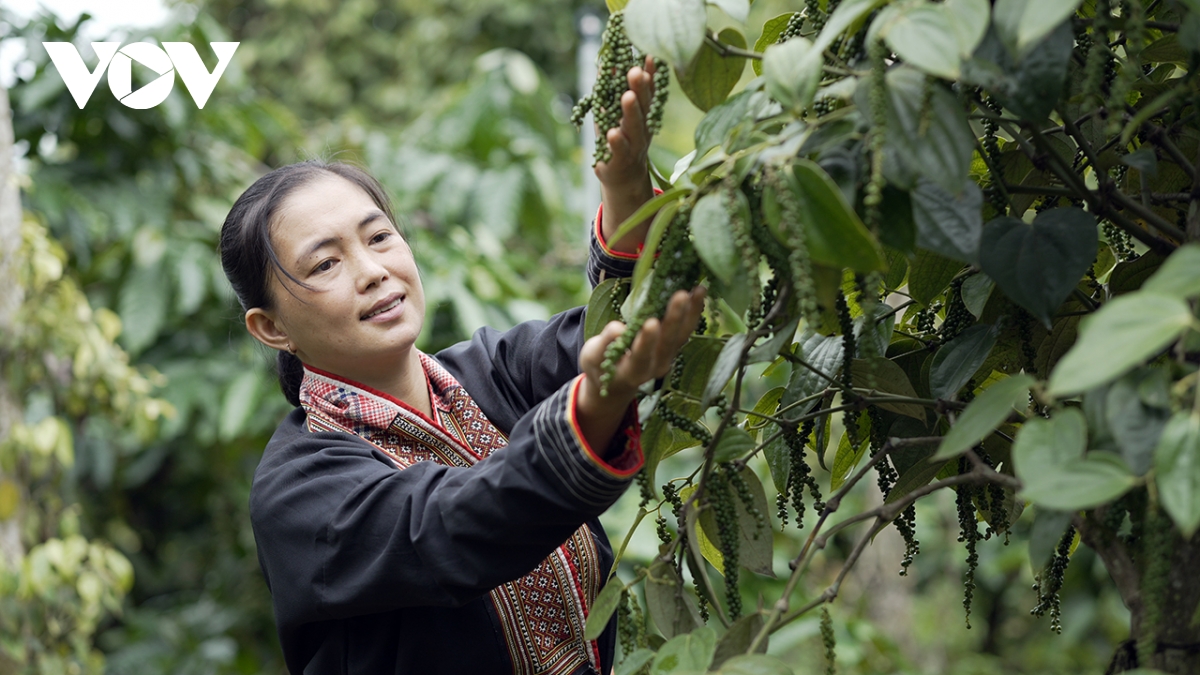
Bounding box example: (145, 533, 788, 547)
(595, 65, 653, 177)
(579, 320, 625, 374)
(586, 286, 707, 397)
(623, 287, 707, 379)
(614, 88, 648, 158)
(627, 61, 654, 118)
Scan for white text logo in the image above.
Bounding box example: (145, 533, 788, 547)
(42, 41, 239, 109)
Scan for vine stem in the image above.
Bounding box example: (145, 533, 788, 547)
(775, 469, 1015, 626)
(1141, 122, 1197, 181)
(745, 435, 935, 652)
(704, 33, 763, 60)
(1190, 141, 1200, 241)
(677, 322, 763, 627)
(779, 350, 844, 390)
(608, 507, 652, 580)
(995, 117, 1179, 253)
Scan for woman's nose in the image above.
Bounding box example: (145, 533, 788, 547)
(355, 253, 389, 290)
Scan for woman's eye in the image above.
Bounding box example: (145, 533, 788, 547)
(313, 259, 336, 274)
(371, 231, 392, 245)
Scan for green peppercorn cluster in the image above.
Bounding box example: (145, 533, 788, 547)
(836, 291, 859, 447)
(895, 504, 920, 576)
(867, 407, 920, 574)
(647, 58, 669, 136)
(940, 276, 973, 342)
(571, 15, 669, 165)
(955, 458, 980, 629)
(980, 96, 1007, 215)
(775, 491, 790, 528)
(748, 273, 782, 331)
(1031, 524, 1075, 633)
(864, 39, 889, 233)
(800, 0, 823, 35)
(783, 419, 824, 530)
(820, 605, 837, 675)
(976, 448, 1011, 542)
(765, 167, 819, 327)
(617, 590, 638, 656)
(1104, 222, 1137, 261)
(600, 207, 702, 395)
(1016, 309, 1039, 375)
(655, 515, 672, 544)
(662, 481, 688, 551)
(706, 469, 742, 618)
(635, 467, 655, 508)
(617, 588, 648, 658)
(915, 303, 939, 334)
(726, 187, 763, 321)
(727, 464, 768, 537)
(656, 398, 713, 446)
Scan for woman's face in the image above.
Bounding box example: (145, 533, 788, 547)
(247, 173, 425, 383)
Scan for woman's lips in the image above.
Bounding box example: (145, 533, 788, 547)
(361, 294, 405, 321)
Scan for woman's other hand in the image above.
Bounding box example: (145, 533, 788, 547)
(573, 287, 706, 454)
(595, 57, 658, 255)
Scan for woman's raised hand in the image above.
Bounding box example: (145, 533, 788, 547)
(573, 287, 706, 454)
(595, 57, 659, 254)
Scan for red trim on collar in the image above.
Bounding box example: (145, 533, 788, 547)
(302, 363, 444, 430)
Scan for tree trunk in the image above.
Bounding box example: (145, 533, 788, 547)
(0, 83, 25, 568)
(1087, 509, 1200, 675)
(1129, 532, 1200, 673)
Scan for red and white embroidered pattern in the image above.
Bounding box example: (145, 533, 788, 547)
(299, 354, 603, 675)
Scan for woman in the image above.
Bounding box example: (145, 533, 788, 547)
(220, 62, 703, 674)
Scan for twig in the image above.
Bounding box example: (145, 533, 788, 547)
(705, 33, 764, 60)
(1105, 187, 1187, 241)
(1071, 288, 1100, 312)
(747, 435, 943, 651)
(998, 117, 1178, 253)
(1057, 108, 1107, 187)
(776, 469, 1016, 626)
(780, 350, 844, 391)
(1145, 20, 1180, 31)
(1003, 184, 1079, 197)
(1142, 123, 1197, 181)
(1149, 192, 1192, 203)
(609, 507, 652, 576)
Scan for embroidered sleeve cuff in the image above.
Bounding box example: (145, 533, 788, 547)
(531, 376, 644, 510)
(586, 189, 663, 287)
(566, 376, 643, 477)
(593, 203, 641, 260)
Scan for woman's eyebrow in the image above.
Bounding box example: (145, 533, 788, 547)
(357, 211, 384, 229)
(295, 211, 387, 265)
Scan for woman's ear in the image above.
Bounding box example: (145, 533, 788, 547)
(246, 308, 291, 352)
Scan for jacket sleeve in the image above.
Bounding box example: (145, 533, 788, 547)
(250, 377, 642, 629)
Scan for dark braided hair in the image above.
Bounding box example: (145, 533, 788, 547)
(219, 160, 399, 406)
